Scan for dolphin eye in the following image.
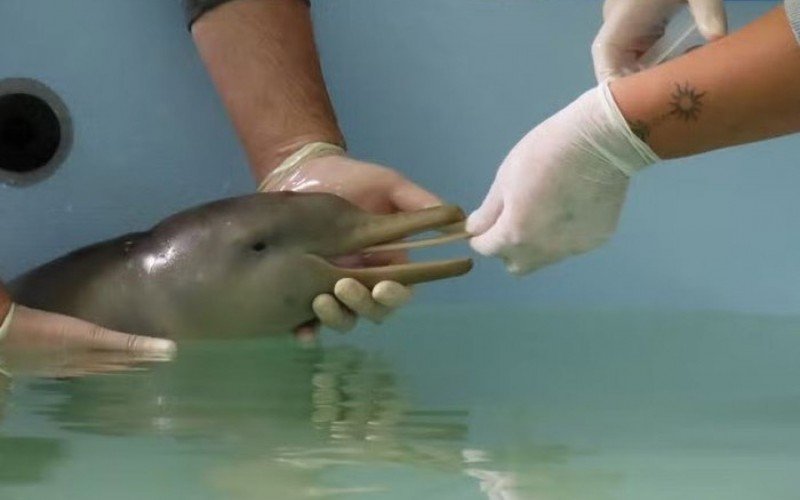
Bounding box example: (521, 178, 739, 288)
(251, 241, 267, 252)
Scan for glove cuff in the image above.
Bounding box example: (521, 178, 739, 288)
(258, 142, 346, 192)
(0, 303, 15, 341)
(596, 81, 660, 176)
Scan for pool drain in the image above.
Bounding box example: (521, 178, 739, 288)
(0, 78, 72, 186)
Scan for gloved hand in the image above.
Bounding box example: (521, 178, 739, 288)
(259, 143, 442, 339)
(468, 83, 659, 275)
(592, 0, 727, 82)
(0, 301, 176, 354)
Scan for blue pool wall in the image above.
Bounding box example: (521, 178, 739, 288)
(1, 0, 792, 313)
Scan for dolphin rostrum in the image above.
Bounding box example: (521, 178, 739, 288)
(10, 193, 472, 339)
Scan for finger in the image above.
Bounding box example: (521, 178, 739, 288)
(591, 37, 635, 82)
(468, 201, 514, 257)
(469, 203, 556, 273)
(334, 278, 390, 324)
(372, 281, 413, 309)
(469, 230, 506, 258)
(77, 324, 176, 355)
(312, 294, 357, 333)
(9, 306, 176, 354)
(390, 180, 443, 212)
(687, 0, 727, 41)
(591, 27, 648, 83)
(466, 183, 503, 236)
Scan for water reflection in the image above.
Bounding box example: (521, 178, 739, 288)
(0, 341, 524, 498)
(0, 369, 67, 485)
(0, 436, 65, 485)
(0, 349, 171, 380)
(4, 309, 800, 498)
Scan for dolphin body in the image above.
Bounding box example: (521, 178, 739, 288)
(10, 193, 472, 339)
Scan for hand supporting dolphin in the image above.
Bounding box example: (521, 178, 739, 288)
(10, 193, 472, 339)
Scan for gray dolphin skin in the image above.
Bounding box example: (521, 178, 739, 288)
(9, 193, 472, 339)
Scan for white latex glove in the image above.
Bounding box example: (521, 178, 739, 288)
(0, 303, 176, 354)
(260, 143, 440, 338)
(467, 83, 659, 275)
(592, 0, 727, 82)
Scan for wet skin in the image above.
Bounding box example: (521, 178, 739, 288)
(10, 193, 471, 339)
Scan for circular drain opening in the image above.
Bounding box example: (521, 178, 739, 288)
(0, 79, 72, 186)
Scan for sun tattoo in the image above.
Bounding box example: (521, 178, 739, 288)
(669, 82, 705, 121)
(625, 81, 707, 145)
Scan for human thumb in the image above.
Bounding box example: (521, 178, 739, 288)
(687, 0, 728, 41)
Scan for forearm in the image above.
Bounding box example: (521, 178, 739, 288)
(191, 0, 345, 182)
(611, 5, 800, 159)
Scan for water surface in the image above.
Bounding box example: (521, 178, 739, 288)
(1, 307, 799, 499)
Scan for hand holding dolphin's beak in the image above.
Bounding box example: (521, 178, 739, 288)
(260, 148, 465, 339)
(300, 205, 472, 338)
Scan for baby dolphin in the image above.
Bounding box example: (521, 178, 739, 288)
(10, 193, 472, 339)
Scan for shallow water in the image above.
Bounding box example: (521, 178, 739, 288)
(1, 307, 800, 499)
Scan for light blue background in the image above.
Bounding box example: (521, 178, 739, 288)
(0, 0, 792, 313)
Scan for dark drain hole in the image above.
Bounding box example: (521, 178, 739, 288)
(0, 93, 62, 174)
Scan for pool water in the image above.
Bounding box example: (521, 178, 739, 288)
(1, 307, 800, 499)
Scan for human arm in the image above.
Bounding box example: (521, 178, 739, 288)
(188, 0, 441, 336)
(189, 0, 343, 174)
(612, 5, 800, 158)
(0, 279, 175, 353)
(469, 4, 800, 274)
